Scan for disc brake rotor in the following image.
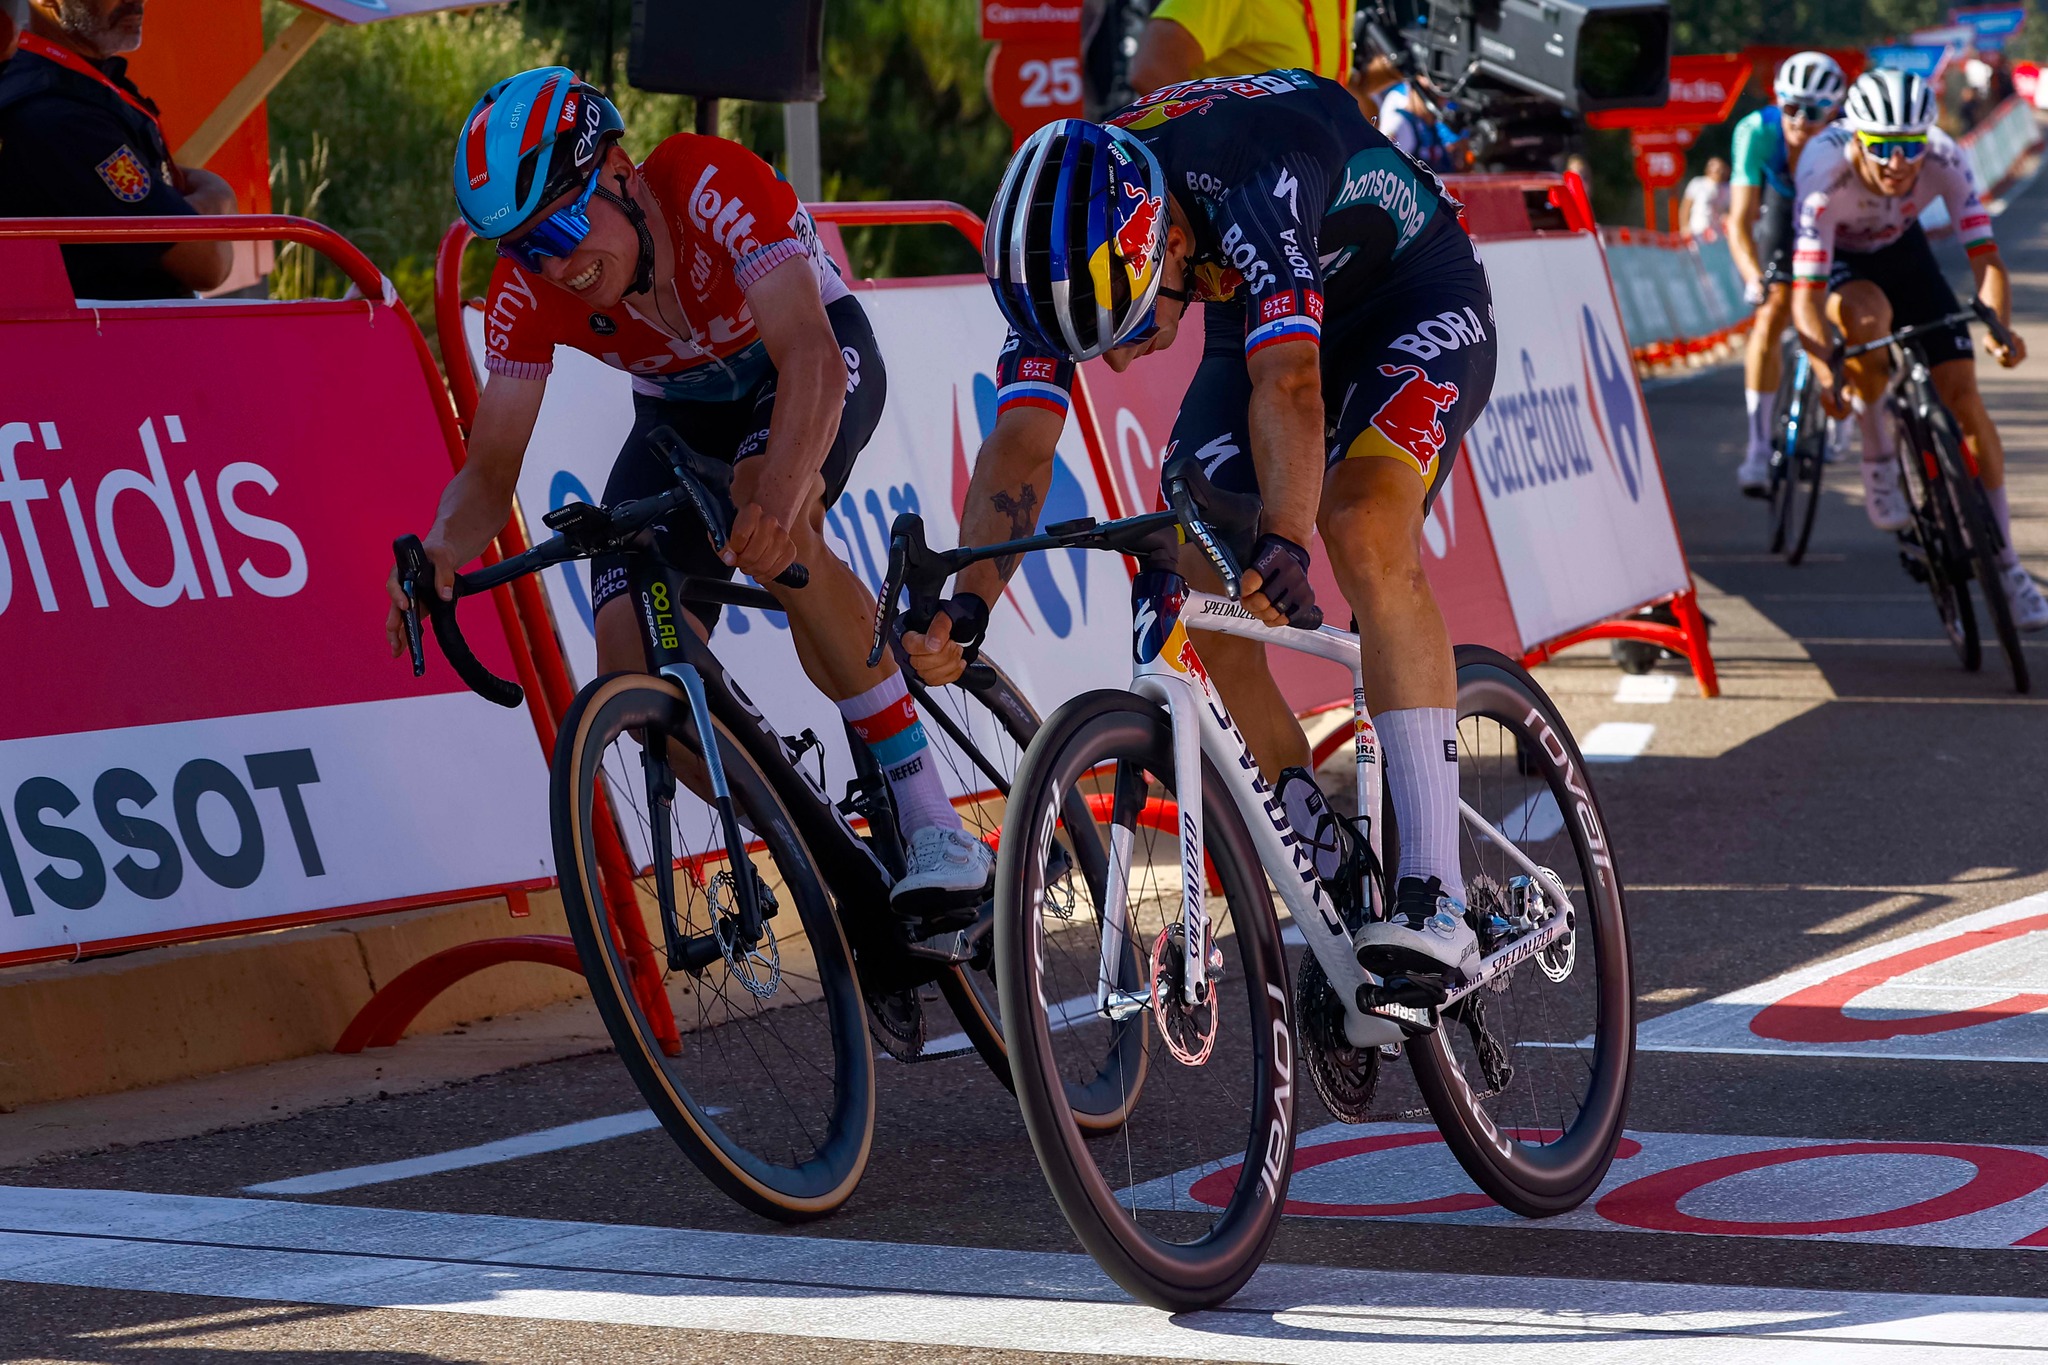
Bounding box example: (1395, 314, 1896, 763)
(709, 869, 781, 1000)
(1150, 922, 1220, 1066)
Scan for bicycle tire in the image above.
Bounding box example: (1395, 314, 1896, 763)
(1766, 338, 1801, 552)
(1897, 412, 1981, 672)
(1406, 647, 1635, 1217)
(1785, 370, 1828, 565)
(913, 654, 1112, 1098)
(1931, 412, 2030, 694)
(996, 689, 1293, 1311)
(553, 672, 874, 1221)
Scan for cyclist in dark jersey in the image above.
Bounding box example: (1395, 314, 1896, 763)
(906, 70, 1497, 995)
(1728, 51, 1846, 493)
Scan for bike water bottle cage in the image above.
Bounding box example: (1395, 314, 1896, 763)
(497, 170, 604, 272)
(1857, 131, 1928, 162)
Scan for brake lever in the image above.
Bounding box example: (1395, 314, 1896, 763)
(1972, 296, 2014, 353)
(869, 526, 911, 668)
(1167, 477, 1241, 599)
(394, 535, 430, 677)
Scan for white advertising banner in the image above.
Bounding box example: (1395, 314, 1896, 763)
(1465, 233, 1693, 647)
(469, 280, 1136, 849)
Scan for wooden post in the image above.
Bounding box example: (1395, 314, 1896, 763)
(174, 10, 331, 167)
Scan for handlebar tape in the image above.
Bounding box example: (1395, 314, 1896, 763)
(773, 562, 809, 590)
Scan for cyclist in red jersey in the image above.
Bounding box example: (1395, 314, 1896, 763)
(384, 69, 992, 916)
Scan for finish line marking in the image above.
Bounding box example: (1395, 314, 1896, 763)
(1635, 892, 2048, 1062)
(1121, 1122, 2048, 1252)
(246, 1110, 684, 1195)
(3, 1186, 2047, 1363)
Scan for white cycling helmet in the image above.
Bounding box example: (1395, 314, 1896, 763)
(1844, 69, 1937, 136)
(1775, 51, 1846, 107)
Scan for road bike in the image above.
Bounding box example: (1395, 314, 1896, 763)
(395, 429, 1085, 1219)
(1835, 301, 2028, 693)
(1765, 331, 1830, 565)
(875, 458, 1634, 1308)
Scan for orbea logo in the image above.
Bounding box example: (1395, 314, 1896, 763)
(1579, 306, 1645, 503)
(0, 416, 307, 616)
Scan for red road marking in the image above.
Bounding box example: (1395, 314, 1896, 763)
(1597, 1142, 2048, 1236)
(1749, 913, 2048, 1044)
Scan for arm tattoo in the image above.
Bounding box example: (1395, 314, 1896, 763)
(990, 484, 1040, 579)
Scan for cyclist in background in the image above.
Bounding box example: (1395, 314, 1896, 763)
(1729, 51, 1846, 495)
(904, 71, 1498, 1002)
(383, 68, 994, 918)
(1791, 68, 2045, 629)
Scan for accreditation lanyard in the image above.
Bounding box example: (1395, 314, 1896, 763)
(18, 35, 167, 143)
(1300, 0, 1355, 80)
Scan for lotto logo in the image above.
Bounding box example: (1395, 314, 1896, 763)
(1261, 294, 1297, 323)
(1020, 358, 1058, 381)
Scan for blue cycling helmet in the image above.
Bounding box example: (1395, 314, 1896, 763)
(985, 119, 1169, 361)
(454, 67, 624, 239)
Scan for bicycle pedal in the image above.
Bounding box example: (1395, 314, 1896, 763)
(1356, 980, 1442, 1033)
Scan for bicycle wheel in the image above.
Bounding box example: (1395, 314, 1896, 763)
(1895, 414, 1981, 672)
(1931, 411, 2030, 694)
(912, 654, 1111, 1090)
(1406, 647, 1634, 1217)
(996, 690, 1293, 1310)
(1784, 371, 1828, 566)
(1765, 341, 1800, 551)
(554, 672, 873, 1221)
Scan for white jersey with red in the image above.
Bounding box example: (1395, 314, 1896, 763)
(1791, 124, 1995, 284)
(482, 133, 849, 404)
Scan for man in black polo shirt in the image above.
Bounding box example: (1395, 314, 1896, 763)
(0, 0, 237, 299)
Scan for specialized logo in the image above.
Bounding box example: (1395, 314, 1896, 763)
(1115, 180, 1164, 281)
(1192, 432, 1239, 479)
(1273, 167, 1301, 220)
(96, 146, 151, 202)
(1368, 364, 1460, 471)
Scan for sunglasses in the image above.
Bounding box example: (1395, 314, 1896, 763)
(1779, 100, 1836, 123)
(496, 171, 602, 273)
(1857, 132, 1929, 163)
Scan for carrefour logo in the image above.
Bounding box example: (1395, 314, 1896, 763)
(1466, 350, 1596, 498)
(1580, 306, 1644, 503)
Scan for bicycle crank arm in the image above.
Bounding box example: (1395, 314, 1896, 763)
(1357, 908, 1573, 1034)
(899, 900, 997, 965)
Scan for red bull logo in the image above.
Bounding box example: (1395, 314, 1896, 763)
(1116, 181, 1163, 280)
(1368, 363, 1460, 471)
(1109, 94, 1223, 131)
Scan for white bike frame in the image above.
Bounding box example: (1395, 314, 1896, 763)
(1097, 576, 1572, 1049)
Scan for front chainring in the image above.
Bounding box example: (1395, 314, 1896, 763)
(1297, 950, 1380, 1124)
(865, 987, 926, 1063)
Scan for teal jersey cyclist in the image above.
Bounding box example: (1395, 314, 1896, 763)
(382, 68, 995, 918)
(905, 70, 1500, 1001)
(1730, 50, 1846, 495)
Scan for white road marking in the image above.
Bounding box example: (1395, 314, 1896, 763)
(1499, 789, 1565, 843)
(1615, 674, 1678, 704)
(1580, 722, 1655, 762)
(3, 1186, 2047, 1362)
(245, 1112, 667, 1195)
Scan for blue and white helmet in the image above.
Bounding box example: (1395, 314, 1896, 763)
(453, 67, 624, 239)
(1774, 52, 1847, 108)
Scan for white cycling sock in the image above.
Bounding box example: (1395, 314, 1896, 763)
(837, 671, 961, 839)
(1379, 707, 1465, 906)
(1989, 485, 2021, 569)
(1852, 394, 1893, 464)
(1744, 389, 1772, 457)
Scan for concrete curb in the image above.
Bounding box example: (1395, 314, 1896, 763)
(0, 891, 586, 1111)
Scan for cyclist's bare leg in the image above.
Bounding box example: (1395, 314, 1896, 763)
(729, 462, 896, 701)
(1177, 542, 1311, 780)
(1745, 284, 1790, 394)
(1931, 356, 2005, 488)
(1826, 281, 1893, 405)
(1319, 455, 1464, 908)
